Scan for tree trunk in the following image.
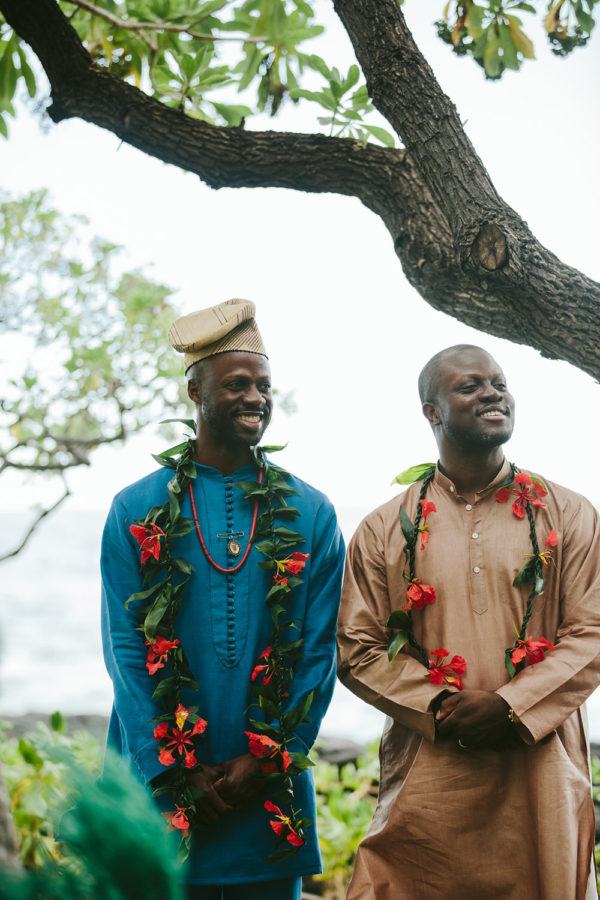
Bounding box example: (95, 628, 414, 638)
(1, 0, 599, 379)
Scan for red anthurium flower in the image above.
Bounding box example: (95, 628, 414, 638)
(129, 522, 165, 564)
(427, 647, 466, 690)
(145, 635, 180, 676)
(156, 706, 207, 768)
(264, 801, 305, 848)
(510, 636, 554, 668)
(251, 646, 275, 685)
(245, 731, 291, 772)
(282, 552, 310, 576)
(166, 806, 191, 838)
(404, 579, 436, 612)
(545, 529, 558, 548)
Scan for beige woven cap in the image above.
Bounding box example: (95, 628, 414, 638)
(169, 298, 268, 372)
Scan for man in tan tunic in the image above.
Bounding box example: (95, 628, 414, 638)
(338, 345, 600, 899)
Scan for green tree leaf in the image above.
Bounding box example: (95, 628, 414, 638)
(388, 631, 409, 661)
(391, 463, 436, 486)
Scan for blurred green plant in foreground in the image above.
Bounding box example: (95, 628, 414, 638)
(4, 718, 596, 897)
(0, 715, 377, 895)
(0, 716, 184, 899)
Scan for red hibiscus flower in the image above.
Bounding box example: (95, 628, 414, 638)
(155, 705, 207, 769)
(245, 731, 291, 772)
(510, 636, 554, 669)
(251, 646, 275, 685)
(404, 579, 436, 612)
(165, 806, 191, 839)
(417, 500, 437, 551)
(264, 801, 305, 848)
(282, 552, 310, 576)
(427, 647, 466, 690)
(496, 473, 547, 519)
(145, 635, 180, 676)
(130, 522, 166, 564)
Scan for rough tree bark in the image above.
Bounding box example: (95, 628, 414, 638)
(1, 0, 599, 379)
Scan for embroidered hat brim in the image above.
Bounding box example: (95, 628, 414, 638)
(169, 299, 268, 371)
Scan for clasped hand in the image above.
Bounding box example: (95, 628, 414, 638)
(188, 753, 265, 823)
(436, 690, 515, 749)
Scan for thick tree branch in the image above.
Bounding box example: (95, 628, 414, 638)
(2, 0, 600, 381)
(334, 0, 504, 243)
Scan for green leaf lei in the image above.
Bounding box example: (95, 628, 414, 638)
(126, 423, 315, 859)
(386, 462, 557, 687)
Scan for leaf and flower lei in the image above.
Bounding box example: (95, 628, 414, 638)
(126, 420, 315, 860)
(386, 462, 557, 689)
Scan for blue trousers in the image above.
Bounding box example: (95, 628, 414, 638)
(187, 877, 302, 899)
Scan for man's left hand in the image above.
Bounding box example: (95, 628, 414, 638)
(214, 753, 265, 807)
(436, 690, 512, 748)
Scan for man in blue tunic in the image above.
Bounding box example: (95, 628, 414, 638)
(101, 299, 345, 899)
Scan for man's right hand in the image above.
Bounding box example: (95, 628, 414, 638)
(188, 764, 233, 824)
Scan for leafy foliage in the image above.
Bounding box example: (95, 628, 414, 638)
(0, 190, 186, 559)
(1, 0, 596, 138)
(437, 0, 599, 79)
(0, 719, 184, 899)
(0, 713, 101, 868)
(312, 742, 378, 898)
(1, 717, 378, 897)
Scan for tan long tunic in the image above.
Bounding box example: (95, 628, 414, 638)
(338, 461, 600, 900)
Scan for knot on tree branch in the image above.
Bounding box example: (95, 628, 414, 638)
(471, 223, 508, 271)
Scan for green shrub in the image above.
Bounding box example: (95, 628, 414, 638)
(0, 713, 101, 868)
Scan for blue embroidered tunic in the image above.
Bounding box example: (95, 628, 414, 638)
(100, 461, 344, 885)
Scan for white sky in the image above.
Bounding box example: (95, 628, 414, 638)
(1, 0, 599, 516)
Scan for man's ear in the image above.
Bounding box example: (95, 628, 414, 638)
(187, 378, 202, 405)
(422, 402, 440, 426)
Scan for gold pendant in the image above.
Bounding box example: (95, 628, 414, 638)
(228, 539, 241, 557)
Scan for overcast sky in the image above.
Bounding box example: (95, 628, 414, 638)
(1, 1, 599, 519)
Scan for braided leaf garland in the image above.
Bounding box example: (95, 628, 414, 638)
(386, 462, 556, 685)
(126, 425, 314, 859)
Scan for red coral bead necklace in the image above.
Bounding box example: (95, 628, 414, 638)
(188, 468, 263, 574)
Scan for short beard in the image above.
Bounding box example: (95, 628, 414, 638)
(200, 399, 265, 448)
(444, 420, 513, 451)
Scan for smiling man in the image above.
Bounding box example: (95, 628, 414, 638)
(101, 300, 344, 899)
(338, 345, 600, 899)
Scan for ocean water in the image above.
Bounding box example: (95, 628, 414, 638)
(0, 508, 384, 742)
(1, 508, 600, 741)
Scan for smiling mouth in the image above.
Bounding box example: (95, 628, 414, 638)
(234, 413, 263, 426)
(479, 408, 507, 419)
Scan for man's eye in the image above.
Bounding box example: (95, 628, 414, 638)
(460, 385, 477, 392)
(494, 383, 507, 391)
(259, 384, 271, 393)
